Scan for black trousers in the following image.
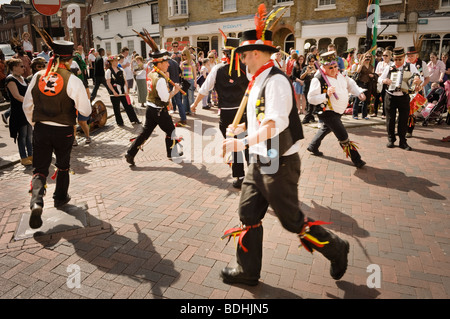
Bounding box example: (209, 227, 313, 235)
(110, 96, 139, 125)
(90, 77, 108, 101)
(308, 111, 362, 165)
(30, 122, 74, 208)
(219, 108, 248, 178)
(235, 153, 347, 278)
(384, 93, 410, 144)
(127, 106, 176, 158)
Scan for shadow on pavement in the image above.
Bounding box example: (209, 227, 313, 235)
(33, 204, 179, 298)
(354, 166, 446, 200)
(328, 280, 381, 299)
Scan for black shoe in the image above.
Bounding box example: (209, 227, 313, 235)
(302, 120, 310, 124)
(386, 141, 395, 148)
(307, 146, 323, 157)
(54, 195, 71, 208)
(29, 203, 43, 229)
(399, 143, 412, 151)
(1, 113, 7, 124)
(125, 154, 135, 166)
(232, 177, 243, 189)
(132, 121, 142, 125)
(330, 240, 350, 280)
(354, 160, 366, 168)
(202, 105, 211, 110)
(220, 267, 259, 286)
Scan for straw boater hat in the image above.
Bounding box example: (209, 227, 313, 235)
(392, 47, 406, 58)
(133, 28, 169, 63)
(234, 4, 288, 54)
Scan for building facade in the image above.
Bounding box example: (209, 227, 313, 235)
(0, 0, 93, 54)
(158, 0, 450, 60)
(89, 0, 160, 58)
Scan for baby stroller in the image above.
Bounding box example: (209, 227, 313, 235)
(420, 86, 448, 126)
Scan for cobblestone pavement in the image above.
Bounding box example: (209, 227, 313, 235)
(0, 86, 449, 300)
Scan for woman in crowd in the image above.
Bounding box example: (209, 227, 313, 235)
(300, 53, 318, 124)
(134, 55, 148, 108)
(5, 58, 32, 166)
(22, 32, 33, 60)
(105, 55, 140, 126)
(353, 53, 377, 120)
(290, 53, 306, 114)
(180, 48, 197, 115)
(426, 52, 446, 96)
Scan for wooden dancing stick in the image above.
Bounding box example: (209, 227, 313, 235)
(228, 93, 249, 137)
(152, 66, 187, 96)
(222, 92, 249, 159)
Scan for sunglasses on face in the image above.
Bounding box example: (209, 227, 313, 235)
(394, 58, 403, 61)
(383, 55, 389, 57)
(326, 65, 338, 70)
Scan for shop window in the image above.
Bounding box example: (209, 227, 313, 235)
(421, 34, 441, 61)
(285, 34, 295, 53)
(334, 37, 348, 56)
(442, 34, 450, 57)
(318, 38, 332, 52)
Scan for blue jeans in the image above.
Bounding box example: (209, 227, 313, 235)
(352, 97, 368, 118)
(18, 123, 33, 159)
(172, 91, 185, 120)
(182, 79, 195, 114)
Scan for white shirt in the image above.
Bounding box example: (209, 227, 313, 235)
(123, 56, 134, 80)
(375, 61, 390, 76)
(246, 66, 300, 157)
(378, 62, 420, 96)
(88, 53, 96, 65)
(23, 40, 33, 52)
(198, 62, 221, 95)
(23, 71, 91, 127)
(308, 71, 365, 114)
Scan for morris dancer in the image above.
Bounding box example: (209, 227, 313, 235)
(378, 47, 421, 151)
(306, 51, 367, 168)
(191, 31, 250, 189)
(23, 27, 91, 229)
(221, 4, 350, 286)
(125, 33, 182, 165)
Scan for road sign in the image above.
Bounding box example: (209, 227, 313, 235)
(32, 0, 61, 16)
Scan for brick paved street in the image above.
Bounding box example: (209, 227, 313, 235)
(0, 88, 449, 301)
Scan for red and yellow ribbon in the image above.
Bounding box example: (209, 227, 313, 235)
(222, 222, 262, 252)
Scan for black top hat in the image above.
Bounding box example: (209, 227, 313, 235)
(235, 29, 278, 54)
(224, 38, 240, 51)
(393, 47, 405, 57)
(406, 46, 418, 54)
(52, 40, 75, 59)
(149, 49, 170, 63)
